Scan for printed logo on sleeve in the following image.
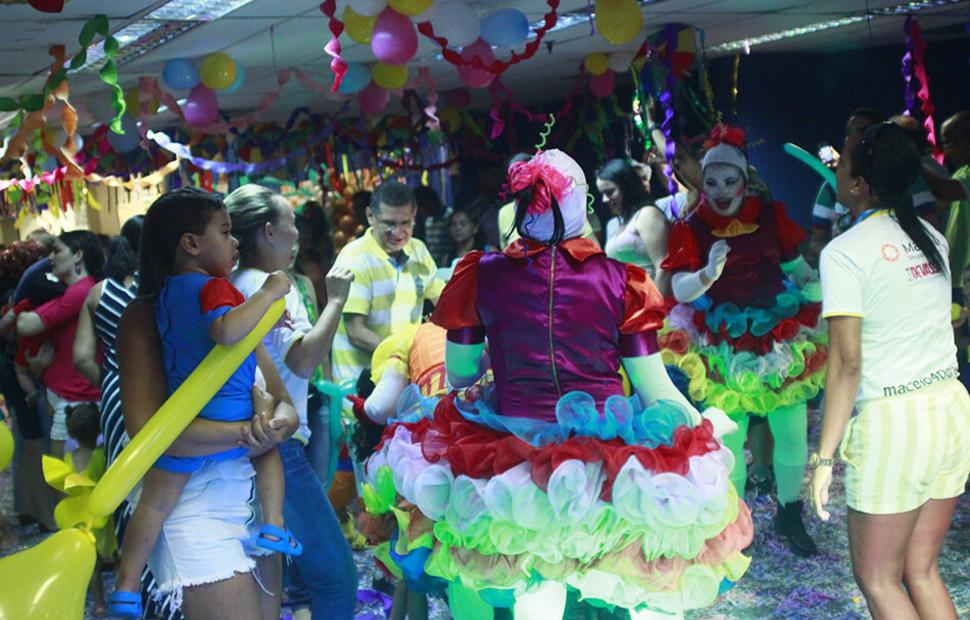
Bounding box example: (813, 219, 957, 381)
(880, 243, 900, 262)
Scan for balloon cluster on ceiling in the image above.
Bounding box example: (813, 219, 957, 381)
(326, 0, 646, 115)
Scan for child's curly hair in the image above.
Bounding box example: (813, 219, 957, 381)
(0, 241, 48, 292)
(349, 367, 386, 462)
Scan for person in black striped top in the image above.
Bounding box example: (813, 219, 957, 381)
(73, 216, 181, 620)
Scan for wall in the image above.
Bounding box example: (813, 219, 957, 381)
(707, 33, 970, 226)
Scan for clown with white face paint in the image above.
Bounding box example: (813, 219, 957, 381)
(661, 125, 826, 558)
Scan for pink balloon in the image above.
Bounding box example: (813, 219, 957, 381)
(183, 84, 219, 126)
(590, 70, 616, 98)
(358, 82, 390, 115)
(458, 39, 495, 89)
(371, 8, 418, 65)
(445, 88, 471, 109)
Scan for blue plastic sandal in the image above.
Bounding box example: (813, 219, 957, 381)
(255, 524, 303, 556)
(108, 591, 143, 619)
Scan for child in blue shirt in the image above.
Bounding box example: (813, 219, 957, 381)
(109, 189, 300, 618)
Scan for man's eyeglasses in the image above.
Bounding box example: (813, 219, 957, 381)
(375, 219, 415, 232)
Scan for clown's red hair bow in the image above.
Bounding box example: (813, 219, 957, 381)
(507, 154, 573, 215)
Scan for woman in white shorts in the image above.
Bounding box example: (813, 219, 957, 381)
(116, 235, 299, 617)
(813, 121, 970, 620)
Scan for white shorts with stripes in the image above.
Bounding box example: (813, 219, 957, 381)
(840, 379, 970, 514)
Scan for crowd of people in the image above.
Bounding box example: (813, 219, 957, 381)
(0, 106, 967, 620)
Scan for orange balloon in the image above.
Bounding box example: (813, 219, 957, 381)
(333, 230, 349, 246)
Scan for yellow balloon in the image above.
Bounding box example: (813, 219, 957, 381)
(0, 528, 95, 620)
(372, 63, 409, 89)
(0, 423, 12, 471)
(437, 106, 461, 134)
(584, 52, 610, 76)
(595, 0, 643, 45)
(87, 299, 284, 519)
(387, 0, 434, 16)
(343, 5, 378, 44)
(124, 87, 160, 116)
(200, 52, 238, 91)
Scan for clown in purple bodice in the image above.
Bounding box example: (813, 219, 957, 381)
(361, 149, 752, 618)
(661, 125, 826, 558)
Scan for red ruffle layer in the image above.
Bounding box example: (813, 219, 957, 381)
(377, 395, 722, 502)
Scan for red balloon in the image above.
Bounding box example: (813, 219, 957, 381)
(458, 39, 496, 89)
(590, 70, 616, 98)
(358, 82, 390, 116)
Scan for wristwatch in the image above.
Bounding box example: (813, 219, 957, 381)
(809, 453, 834, 468)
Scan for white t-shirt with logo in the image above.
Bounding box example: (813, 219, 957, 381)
(820, 211, 957, 402)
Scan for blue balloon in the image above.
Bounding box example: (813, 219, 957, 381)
(480, 9, 530, 48)
(107, 115, 140, 153)
(221, 65, 245, 94)
(336, 63, 371, 95)
(162, 58, 200, 90)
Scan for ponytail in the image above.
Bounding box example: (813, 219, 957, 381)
(512, 185, 565, 247)
(851, 122, 945, 274)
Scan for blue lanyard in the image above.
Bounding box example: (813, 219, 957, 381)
(853, 208, 885, 226)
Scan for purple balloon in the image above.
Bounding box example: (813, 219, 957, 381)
(371, 8, 418, 65)
(183, 84, 219, 126)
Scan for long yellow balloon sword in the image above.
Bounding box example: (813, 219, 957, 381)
(0, 298, 284, 620)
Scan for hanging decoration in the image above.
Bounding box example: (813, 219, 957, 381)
(731, 53, 741, 116)
(417, 0, 560, 84)
(901, 16, 941, 160)
(487, 71, 585, 140)
(321, 0, 349, 92)
(658, 23, 680, 193)
(0, 15, 124, 133)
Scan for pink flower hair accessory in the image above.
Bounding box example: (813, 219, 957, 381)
(507, 151, 575, 215)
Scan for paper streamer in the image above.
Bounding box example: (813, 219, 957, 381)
(902, 16, 941, 161)
(0, 15, 124, 133)
(417, 0, 560, 81)
(320, 0, 348, 93)
(486, 73, 585, 139)
(145, 106, 346, 174)
(660, 23, 679, 194)
(418, 67, 439, 130)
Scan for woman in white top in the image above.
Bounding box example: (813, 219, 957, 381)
(814, 122, 970, 620)
(596, 158, 671, 296)
(225, 185, 359, 619)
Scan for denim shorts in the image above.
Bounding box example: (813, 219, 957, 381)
(140, 456, 271, 608)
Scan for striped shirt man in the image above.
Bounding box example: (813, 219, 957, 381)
(331, 227, 443, 383)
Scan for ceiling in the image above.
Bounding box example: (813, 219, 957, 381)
(0, 0, 967, 128)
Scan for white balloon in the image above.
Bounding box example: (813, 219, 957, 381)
(608, 51, 635, 73)
(410, 0, 439, 23)
(433, 1, 479, 48)
(348, 0, 386, 17)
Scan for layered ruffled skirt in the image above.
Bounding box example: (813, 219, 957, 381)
(661, 283, 828, 419)
(362, 386, 752, 613)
